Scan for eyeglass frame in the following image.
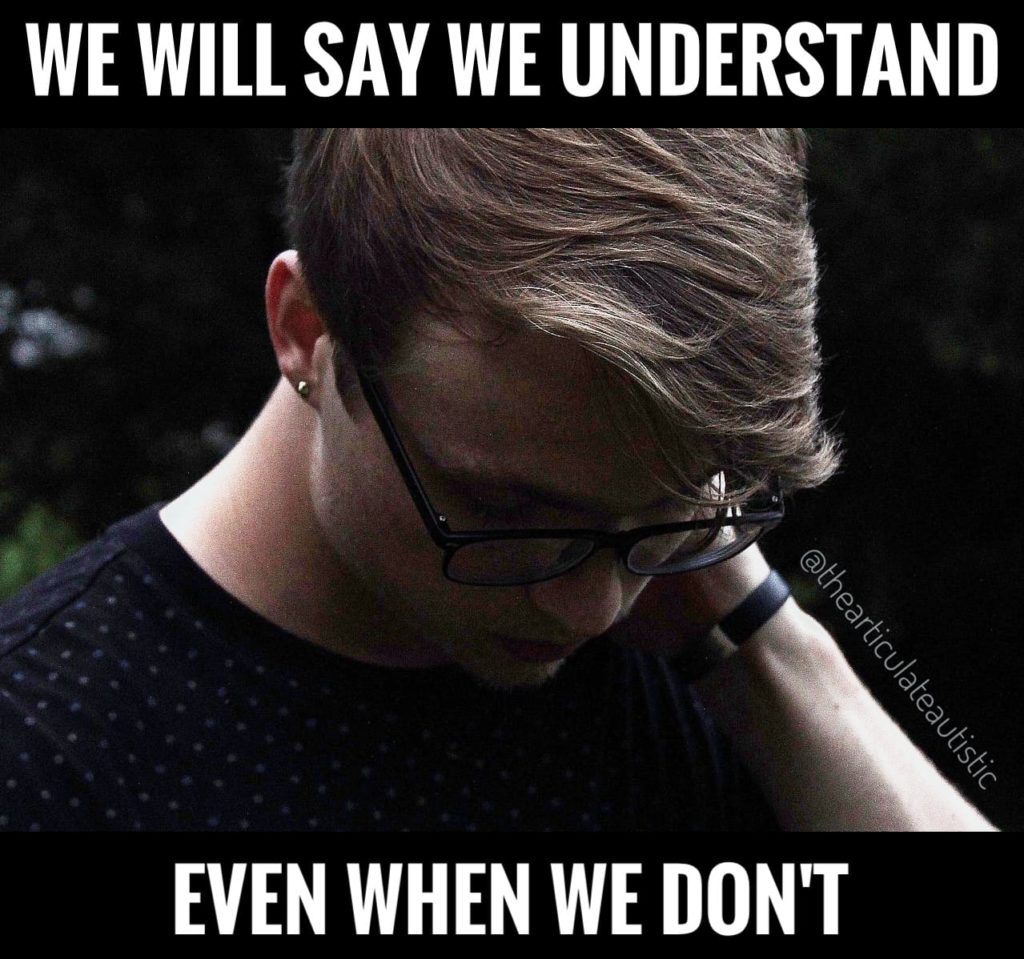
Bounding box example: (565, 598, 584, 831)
(355, 368, 785, 587)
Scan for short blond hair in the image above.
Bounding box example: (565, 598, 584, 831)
(285, 129, 839, 505)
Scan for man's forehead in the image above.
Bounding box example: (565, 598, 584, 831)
(385, 315, 676, 507)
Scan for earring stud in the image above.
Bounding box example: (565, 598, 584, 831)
(296, 380, 310, 399)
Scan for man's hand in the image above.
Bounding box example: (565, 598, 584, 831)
(604, 542, 772, 658)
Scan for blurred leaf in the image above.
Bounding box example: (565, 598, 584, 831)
(0, 502, 82, 600)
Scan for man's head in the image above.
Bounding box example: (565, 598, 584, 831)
(268, 129, 839, 689)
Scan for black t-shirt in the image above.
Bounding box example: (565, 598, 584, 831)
(0, 505, 779, 832)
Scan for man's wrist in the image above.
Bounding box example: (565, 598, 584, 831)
(667, 546, 776, 681)
(691, 546, 773, 624)
(717, 570, 792, 645)
(693, 598, 853, 707)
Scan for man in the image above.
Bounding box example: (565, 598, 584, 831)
(0, 129, 995, 831)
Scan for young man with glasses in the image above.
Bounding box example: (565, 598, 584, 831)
(0, 130, 995, 831)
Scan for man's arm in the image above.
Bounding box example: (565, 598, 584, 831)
(615, 548, 998, 831)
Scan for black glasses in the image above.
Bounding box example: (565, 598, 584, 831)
(356, 370, 784, 587)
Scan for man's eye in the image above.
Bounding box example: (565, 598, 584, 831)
(643, 500, 699, 525)
(467, 497, 531, 522)
(474, 500, 513, 517)
(470, 497, 585, 528)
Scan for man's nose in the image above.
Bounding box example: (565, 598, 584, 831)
(524, 548, 630, 642)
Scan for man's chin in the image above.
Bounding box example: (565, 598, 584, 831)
(471, 657, 564, 692)
(443, 642, 566, 692)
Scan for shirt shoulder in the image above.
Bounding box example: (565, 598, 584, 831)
(0, 522, 131, 658)
(0, 506, 171, 830)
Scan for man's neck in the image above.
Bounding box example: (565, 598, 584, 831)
(158, 378, 446, 669)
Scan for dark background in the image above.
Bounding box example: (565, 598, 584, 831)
(1, 129, 1021, 829)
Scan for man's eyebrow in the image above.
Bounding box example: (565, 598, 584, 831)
(435, 462, 681, 518)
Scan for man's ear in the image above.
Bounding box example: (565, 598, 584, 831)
(266, 250, 325, 404)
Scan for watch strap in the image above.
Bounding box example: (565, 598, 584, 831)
(716, 569, 791, 645)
